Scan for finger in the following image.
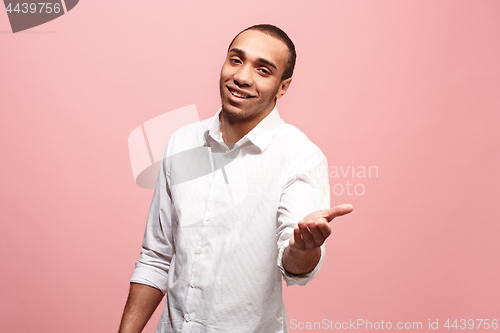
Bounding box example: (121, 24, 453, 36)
(316, 221, 332, 239)
(292, 227, 305, 250)
(299, 220, 315, 245)
(288, 230, 295, 247)
(320, 204, 354, 222)
(307, 221, 326, 244)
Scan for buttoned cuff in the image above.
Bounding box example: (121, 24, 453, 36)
(277, 240, 325, 286)
(130, 263, 169, 294)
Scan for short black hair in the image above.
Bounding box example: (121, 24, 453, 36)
(228, 24, 296, 81)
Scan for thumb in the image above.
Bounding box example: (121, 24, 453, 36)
(322, 204, 354, 222)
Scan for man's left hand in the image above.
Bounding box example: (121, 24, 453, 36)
(289, 204, 354, 252)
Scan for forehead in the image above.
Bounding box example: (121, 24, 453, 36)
(229, 30, 288, 71)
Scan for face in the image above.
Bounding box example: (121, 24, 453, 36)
(219, 30, 292, 125)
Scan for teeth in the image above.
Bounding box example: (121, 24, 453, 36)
(230, 88, 250, 98)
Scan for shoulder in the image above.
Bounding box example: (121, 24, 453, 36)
(171, 117, 211, 140)
(166, 117, 212, 155)
(273, 122, 325, 158)
(264, 122, 328, 178)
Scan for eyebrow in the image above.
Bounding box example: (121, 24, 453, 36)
(229, 48, 278, 70)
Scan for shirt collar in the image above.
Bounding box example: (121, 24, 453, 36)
(204, 107, 283, 152)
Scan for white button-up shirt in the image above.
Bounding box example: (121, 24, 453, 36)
(131, 107, 330, 333)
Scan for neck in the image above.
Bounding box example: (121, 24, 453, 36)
(220, 104, 276, 147)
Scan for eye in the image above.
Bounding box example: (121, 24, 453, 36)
(230, 58, 242, 64)
(258, 68, 271, 75)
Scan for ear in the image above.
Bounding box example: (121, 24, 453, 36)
(276, 77, 292, 99)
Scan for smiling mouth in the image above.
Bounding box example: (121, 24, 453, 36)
(228, 87, 255, 99)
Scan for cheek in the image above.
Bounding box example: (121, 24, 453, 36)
(220, 63, 234, 80)
(259, 82, 279, 97)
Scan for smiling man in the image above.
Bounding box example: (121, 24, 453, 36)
(118, 24, 353, 333)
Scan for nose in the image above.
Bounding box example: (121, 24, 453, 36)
(233, 64, 253, 87)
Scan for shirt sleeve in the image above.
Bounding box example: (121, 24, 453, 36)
(130, 138, 175, 294)
(276, 151, 330, 286)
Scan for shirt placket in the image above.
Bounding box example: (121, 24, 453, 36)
(181, 147, 228, 332)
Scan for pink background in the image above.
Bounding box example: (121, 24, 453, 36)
(1, 1, 499, 332)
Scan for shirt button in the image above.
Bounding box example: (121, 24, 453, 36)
(184, 313, 191, 322)
(190, 281, 195, 288)
(197, 248, 202, 254)
(205, 217, 211, 222)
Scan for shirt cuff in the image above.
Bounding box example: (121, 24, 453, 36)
(130, 263, 169, 294)
(277, 240, 325, 286)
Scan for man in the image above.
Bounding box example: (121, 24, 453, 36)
(119, 24, 353, 333)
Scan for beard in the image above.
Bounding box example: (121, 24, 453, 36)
(219, 84, 279, 126)
(221, 105, 256, 125)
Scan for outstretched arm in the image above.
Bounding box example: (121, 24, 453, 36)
(118, 283, 164, 333)
(282, 204, 353, 275)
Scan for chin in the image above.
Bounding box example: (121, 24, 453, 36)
(222, 105, 244, 124)
(221, 103, 255, 125)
